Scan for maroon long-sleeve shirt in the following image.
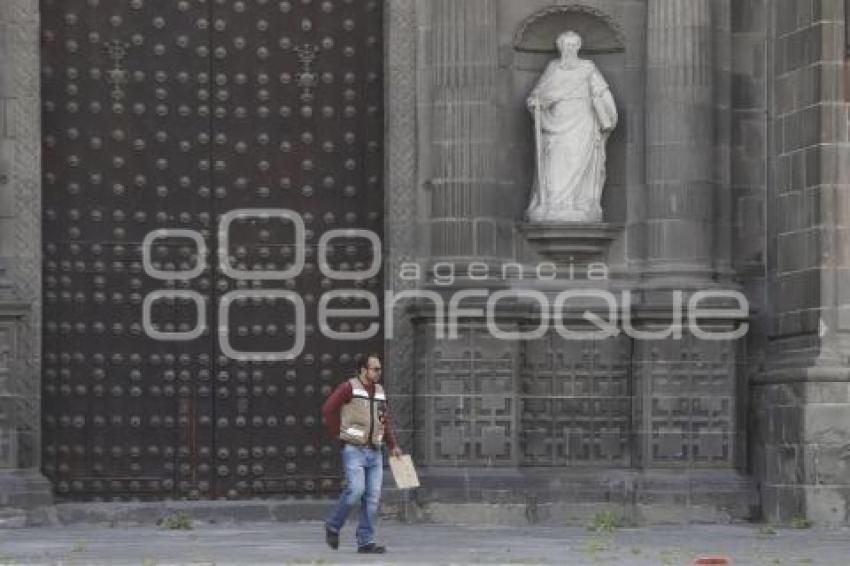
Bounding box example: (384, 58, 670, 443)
(321, 378, 398, 451)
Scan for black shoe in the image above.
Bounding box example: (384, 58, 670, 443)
(357, 543, 387, 554)
(325, 526, 339, 550)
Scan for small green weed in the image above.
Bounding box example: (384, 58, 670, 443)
(581, 533, 612, 563)
(587, 510, 627, 533)
(158, 512, 193, 530)
(71, 540, 87, 553)
(758, 524, 777, 535)
(790, 517, 814, 529)
(658, 547, 685, 566)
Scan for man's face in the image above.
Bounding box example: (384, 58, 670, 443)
(362, 356, 382, 383)
(559, 37, 581, 59)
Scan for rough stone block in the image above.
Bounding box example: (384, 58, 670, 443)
(778, 405, 804, 444)
(15, 429, 37, 469)
(805, 382, 850, 403)
(0, 31, 8, 101)
(732, 0, 767, 33)
(0, 0, 38, 23)
(732, 74, 760, 109)
(761, 483, 805, 523)
(804, 485, 850, 525)
(775, 195, 803, 236)
(804, 405, 850, 443)
(776, 270, 819, 311)
(807, 442, 850, 484)
(0, 470, 53, 514)
(777, 230, 819, 273)
(765, 443, 803, 484)
(811, 0, 846, 21)
(819, 20, 846, 61)
(0, 24, 39, 99)
(0, 425, 17, 469)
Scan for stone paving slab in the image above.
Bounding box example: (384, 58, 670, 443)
(0, 521, 849, 565)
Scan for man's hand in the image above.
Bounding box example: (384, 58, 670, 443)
(389, 447, 402, 458)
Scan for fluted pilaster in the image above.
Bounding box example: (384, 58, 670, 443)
(645, 0, 716, 281)
(427, 0, 511, 260)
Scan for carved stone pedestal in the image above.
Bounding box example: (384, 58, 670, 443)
(521, 222, 620, 263)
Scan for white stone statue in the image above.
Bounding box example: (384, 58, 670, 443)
(526, 31, 618, 223)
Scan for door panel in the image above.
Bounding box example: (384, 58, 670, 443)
(41, 0, 384, 500)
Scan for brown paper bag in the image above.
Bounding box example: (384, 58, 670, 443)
(388, 454, 420, 489)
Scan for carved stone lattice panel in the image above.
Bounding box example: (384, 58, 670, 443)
(414, 325, 519, 466)
(520, 333, 632, 467)
(40, 0, 384, 500)
(633, 334, 736, 467)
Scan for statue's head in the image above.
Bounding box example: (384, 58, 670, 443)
(556, 31, 582, 58)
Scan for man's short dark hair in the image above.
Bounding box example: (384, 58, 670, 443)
(359, 354, 382, 371)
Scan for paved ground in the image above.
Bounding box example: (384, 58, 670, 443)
(1, 521, 849, 565)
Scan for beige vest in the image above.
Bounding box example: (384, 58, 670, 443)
(339, 378, 387, 446)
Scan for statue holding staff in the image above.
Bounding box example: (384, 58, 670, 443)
(526, 31, 618, 223)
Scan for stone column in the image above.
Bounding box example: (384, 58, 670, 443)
(631, 1, 754, 515)
(645, 0, 716, 284)
(413, 0, 522, 483)
(0, 0, 55, 525)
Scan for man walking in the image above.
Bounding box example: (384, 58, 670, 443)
(321, 354, 402, 554)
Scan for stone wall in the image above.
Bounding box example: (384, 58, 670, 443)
(753, 0, 850, 525)
(0, 0, 54, 525)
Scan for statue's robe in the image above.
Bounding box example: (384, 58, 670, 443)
(527, 59, 618, 223)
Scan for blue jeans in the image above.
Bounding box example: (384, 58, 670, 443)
(325, 444, 384, 547)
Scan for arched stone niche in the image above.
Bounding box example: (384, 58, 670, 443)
(513, 4, 625, 54)
(505, 3, 632, 248)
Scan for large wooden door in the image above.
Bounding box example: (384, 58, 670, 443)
(41, 0, 384, 501)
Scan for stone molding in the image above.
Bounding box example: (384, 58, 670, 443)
(383, 0, 419, 445)
(513, 4, 626, 54)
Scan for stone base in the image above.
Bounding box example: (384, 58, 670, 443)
(52, 490, 415, 526)
(46, 469, 756, 527)
(0, 469, 57, 527)
(754, 358, 850, 526)
(412, 468, 757, 526)
(55, 500, 331, 526)
(521, 222, 620, 263)
(760, 484, 850, 527)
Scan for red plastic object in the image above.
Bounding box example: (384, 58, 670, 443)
(694, 557, 731, 565)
